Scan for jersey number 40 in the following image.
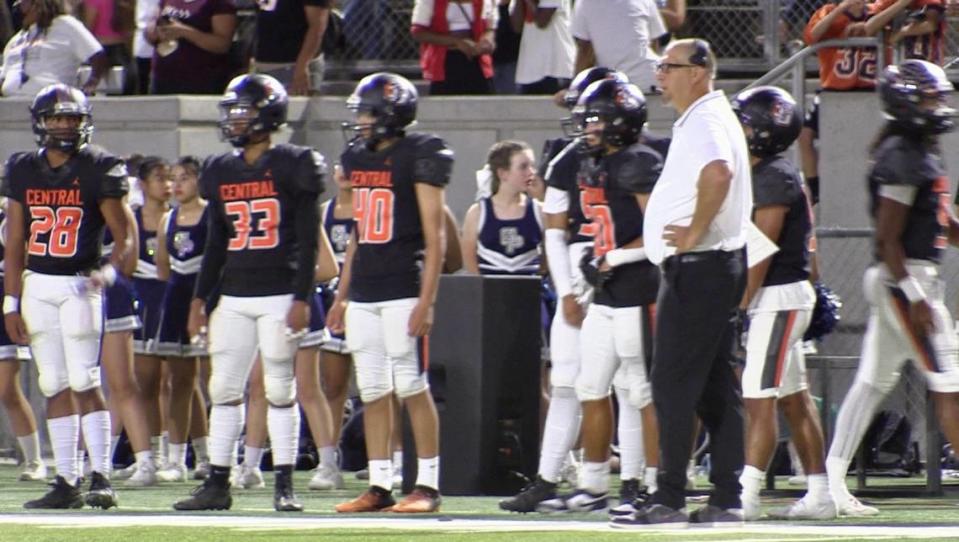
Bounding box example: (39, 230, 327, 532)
(28, 206, 83, 258)
(353, 188, 394, 244)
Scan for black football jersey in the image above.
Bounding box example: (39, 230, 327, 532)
(868, 135, 949, 264)
(341, 133, 454, 303)
(752, 155, 812, 286)
(197, 143, 325, 300)
(1, 146, 128, 276)
(541, 137, 590, 243)
(577, 143, 663, 308)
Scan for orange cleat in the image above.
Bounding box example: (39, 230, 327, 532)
(335, 487, 395, 513)
(390, 485, 442, 513)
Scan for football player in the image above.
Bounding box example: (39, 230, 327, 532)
(552, 78, 663, 518)
(154, 156, 211, 482)
(826, 60, 959, 517)
(0, 201, 48, 482)
(174, 73, 325, 512)
(3, 84, 130, 509)
(500, 67, 660, 515)
(731, 86, 835, 520)
(328, 72, 451, 513)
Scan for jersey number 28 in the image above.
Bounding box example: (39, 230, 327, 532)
(28, 206, 83, 258)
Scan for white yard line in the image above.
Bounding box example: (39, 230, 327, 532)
(0, 514, 957, 538)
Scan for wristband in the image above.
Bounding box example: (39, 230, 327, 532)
(3, 295, 18, 314)
(898, 275, 926, 304)
(605, 247, 647, 267)
(99, 263, 118, 287)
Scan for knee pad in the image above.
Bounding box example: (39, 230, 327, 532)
(262, 359, 296, 406)
(67, 362, 101, 393)
(393, 358, 429, 399)
(208, 372, 246, 405)
(353, 352, 393, 403)
(549, 313, 580, 389)
(37, 363, 69, 398)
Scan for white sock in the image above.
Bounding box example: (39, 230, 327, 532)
(538, 386, 582, 483)
(150, 435, 164, 465)
(826, 379, 886, 498)
(161, 431, 169, 462)
(826, 456, 851, 498)
(580, 460, 610, 494)
(48, 415, 80, 485)
(209, 404, 245, 467)
(192, 436, 210, 462)
(17, 432, 42, 464)
(244, 445, 264, 468)
(615, 387, 644, 481)
(392, 449, 403, 473)
(806, 473, 830, 502)
(416, 456, 439, 490)
(267, 405, 300, 467)
(644, 466, 658, 493)
(134, 450, 154, 468)
(168, 442, 187, 467)
(318, 445, 337, 469)
(81, 410, 112, 475)
(109, 435, 120, 463)
(368, 459, 392, 491)
(739, 464, 765, 501)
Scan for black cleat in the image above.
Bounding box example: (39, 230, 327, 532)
(273, 468, 303, 512)
(24, 475, 84, 509)
(609, 479, 648, 517)
(173, 477, 233, 511)
(498, 476, 558, 513)
(85, 472, 118, 509)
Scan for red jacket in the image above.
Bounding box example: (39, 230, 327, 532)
(411, 0, 493, 82)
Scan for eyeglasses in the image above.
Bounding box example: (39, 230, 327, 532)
(655, 61, 701, 74)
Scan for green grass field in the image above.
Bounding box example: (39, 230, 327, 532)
(1, 464, 958, 541)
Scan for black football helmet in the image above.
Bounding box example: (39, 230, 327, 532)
(343, 72, 417, 146)
(732, 85, 802, 157)
(30, 83, 93, 152)
(564, 67, 629, 111)
(879, 59, 956, 135)
(572, 79, 647, 151)
(218, 73, 289, 147)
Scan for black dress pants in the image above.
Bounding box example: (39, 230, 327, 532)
(649, 249, 746, 511)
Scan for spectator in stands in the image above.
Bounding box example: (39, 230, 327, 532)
(82, 0, 137, 94)
(889, 1, 945, 64)
(145, 0, 236, 94)
(252, 0, 329, 96)
(0, 0, 108, 97)
(510, 0, 574, 95)
(570, 0, 668, 94)
(492, 0, 520, 94)
(133, 0, 159, 93)
(411, 0, 497, 95)
(657, 0, 685, 31)
(799, 0, 913, 204)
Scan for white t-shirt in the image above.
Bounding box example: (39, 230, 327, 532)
(643, 90, 753, 265)
(134, 0, 161, 59)
(411, 0, 498, 30)
(0, 16, 103, 98)
(512, 0, 574, 85)
(570, 0, 666, 92)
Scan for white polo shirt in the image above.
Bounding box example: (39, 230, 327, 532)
(0, 16, 102, 97)
(570, 0, 666, 92)
(512, 0, 575, 85)
(643, 89, 752, 265)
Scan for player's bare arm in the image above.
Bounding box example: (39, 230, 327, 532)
(876, 194, 935, 336)
(100, 197, 131, 281)
(326, 229, 356, 334)
(410, 183, 445, 337)
(460, 203, 481, 274)
(3, 198, 28, 345)
(741, 205, 787, 308)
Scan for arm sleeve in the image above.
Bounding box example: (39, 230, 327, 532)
(543, 186, 570, 214)
(292, 191, 320, 301)
(413, 136, 454, 187)
(544, 228, 573, 297)
(1, 157, 18, 201)
(193, 200, 228, 302)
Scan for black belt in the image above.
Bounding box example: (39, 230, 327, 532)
(663, 248, 744, 268)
